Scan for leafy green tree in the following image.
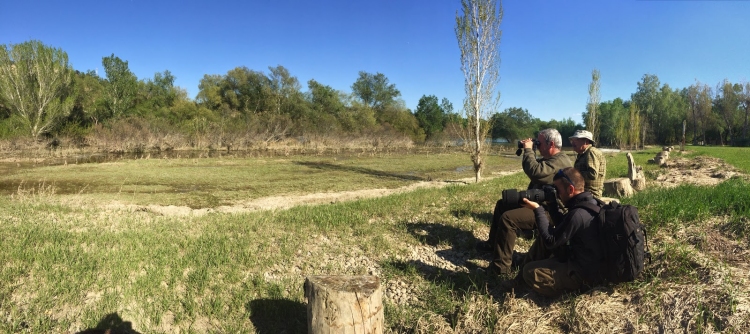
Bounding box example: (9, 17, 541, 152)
(685, 82, 710, 145)
(653, 84, 687, 144)
(306, 79, 347, 133)
(490, 107, 536, 143)
(687, 82, 713, 144)
(440, 98, 454, 116)
(102, 54, 138, 119)
(414, 95, 447, 139)
(537, 117, 582, 146)
(196, 74, 225, 111)
(714, 79, 742, 145)
(69, 70, 106, 126)
(351, 71, 401, 112)
(145, 70, 177, 109)
(631, 74, 660, 146)
(268, 65, 302, 116)
(455, 0, 502, 182)
(341, 98, 377, 134)
(378, 102, 425, 142)
(628, 103, 641, 150)
(595, 98, 627, 147)
(0, 40, 74, 139)
(223, 66, 272, 114)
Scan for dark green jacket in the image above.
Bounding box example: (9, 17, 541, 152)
(522, 149, 573, 190)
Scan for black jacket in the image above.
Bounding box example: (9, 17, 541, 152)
(532, 192, 603, 283)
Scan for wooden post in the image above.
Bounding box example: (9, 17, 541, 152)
(305, 275, 383, 334)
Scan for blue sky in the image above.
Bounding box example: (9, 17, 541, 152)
(2, 0, 749, 123)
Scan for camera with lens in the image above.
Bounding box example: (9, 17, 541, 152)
(515, 139, 540, 156)
(501, 185, 557, 207)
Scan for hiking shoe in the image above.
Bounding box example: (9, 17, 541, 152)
(475, 240, 493, 254)
(500, 273, 526, 291)
(511, 251, 526, 270)
(480, 264, 511, 277)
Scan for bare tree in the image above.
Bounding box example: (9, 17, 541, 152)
(455, 0, 502, 182)
(0, 40, 73, 139)
(586, 69, 601, 142)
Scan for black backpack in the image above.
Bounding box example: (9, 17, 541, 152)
(576, 200, 651, 283)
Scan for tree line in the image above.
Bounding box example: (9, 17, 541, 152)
(2, 40, 748, 150)
(0, 41, 433, 147)
(585, 74, 750, 148)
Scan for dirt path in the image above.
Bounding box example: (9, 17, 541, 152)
(113, 170, 523, 216)
(113, 154, 745, 217)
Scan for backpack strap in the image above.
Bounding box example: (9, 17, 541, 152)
(574, 201, 602, 215)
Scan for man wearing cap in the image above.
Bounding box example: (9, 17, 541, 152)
(569, 130, 606, 198)
(477, 128, 572, 276)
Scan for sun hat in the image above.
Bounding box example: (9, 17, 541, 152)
(569, 130, 595, 145)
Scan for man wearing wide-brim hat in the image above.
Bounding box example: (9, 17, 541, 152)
(569, 130, 606, 198)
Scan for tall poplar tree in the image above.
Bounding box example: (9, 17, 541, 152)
(455, 0, 502, 182)
(586, 69, 601, 143)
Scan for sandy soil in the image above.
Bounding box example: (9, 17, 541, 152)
(652, 154, 741, 188)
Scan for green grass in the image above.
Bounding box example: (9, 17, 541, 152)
(0, 151, 520, 208)
(627, 178, 750, 232)
(602, 147, 664, 180)
(1, 148, 749, 332)
(686, 145, 750, 173)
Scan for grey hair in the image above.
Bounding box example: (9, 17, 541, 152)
(538, 128, 562, 148)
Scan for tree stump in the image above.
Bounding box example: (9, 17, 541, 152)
(631, 177, 647, 191)
(654, 156, 667, 167)
(305, 275, 383, 334)
(604, 178, 635, 197)
(627, 152, 647, 191)
(656, 150, 670, 160)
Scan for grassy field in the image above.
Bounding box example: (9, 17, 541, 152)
(688, 146, 750, 173)
(0, 150, 521, 208)
(0, 146, 748, 333)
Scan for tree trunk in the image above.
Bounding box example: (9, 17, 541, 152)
(305, 275, 383, 334)
(627, 152, 646, 191)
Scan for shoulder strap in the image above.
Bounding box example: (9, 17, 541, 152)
(574, 201, 601, 214)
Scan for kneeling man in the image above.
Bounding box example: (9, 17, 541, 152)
(518, 167, 604, 297)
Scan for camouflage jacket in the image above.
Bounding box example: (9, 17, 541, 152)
(574, 146, 606, 198)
